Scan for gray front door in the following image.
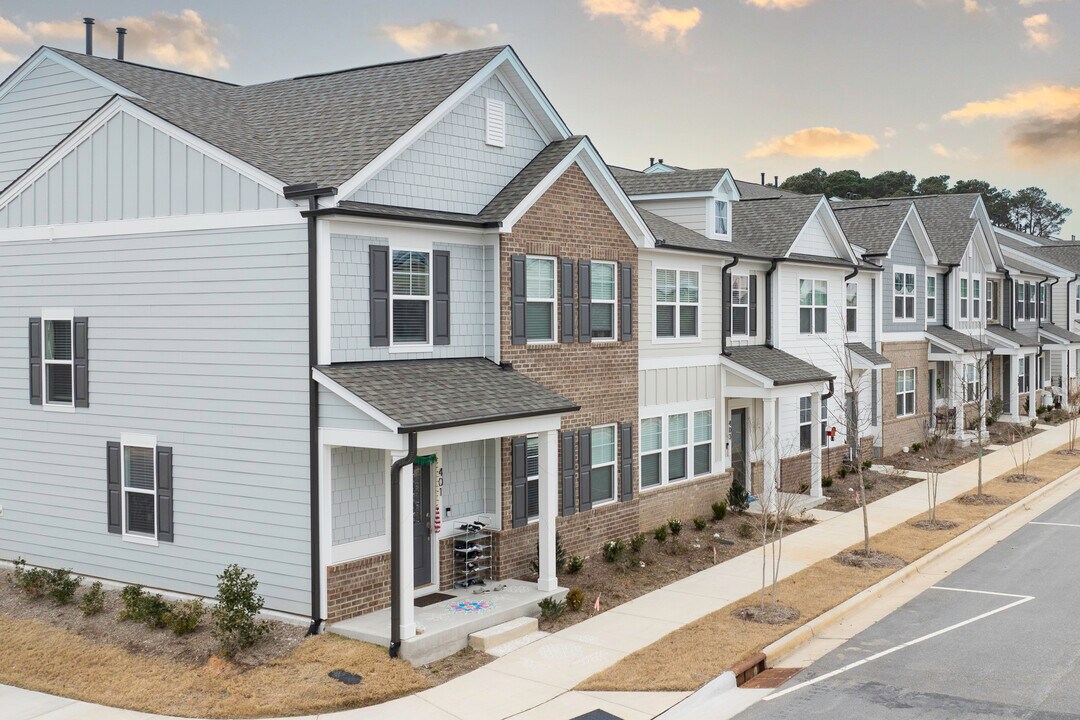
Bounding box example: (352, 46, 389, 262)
(413, 464, 432, 586)
(730, 408, 747, 490)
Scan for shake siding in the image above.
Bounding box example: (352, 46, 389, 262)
(790, 216, 837, 257)
(0, 58, 112, 189)
(0, 110, 292, 228)
(882, 224, 926, 333)
(442, 439, 498, 520)
(0, 224, 312, 615)
(633, 198, 706, 233)
(347, 75, 545, 214)
(331, 447, 387, 545)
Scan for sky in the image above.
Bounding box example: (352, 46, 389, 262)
(2, 0, 1079, 237)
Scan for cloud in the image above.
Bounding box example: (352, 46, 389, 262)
(1010, 115, 1080, 159)
(1018, 0, 1062, 5)
(962, 0, 989, 13)
(582, 0, 702, 41)
(742, 0, 816, 8)
(883, 126, 898, 139)
(746, 127, 880, 159)
(944, 85, 1080, 123)
(1023, 13, 1059, 49)
(379, 20, 500, 54)
(930, 143, 979, 160)
(0, 17, 32, 45)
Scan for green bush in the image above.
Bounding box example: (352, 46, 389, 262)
(653, 525, 668, 544)
(667, 518, 683, 536)
(538, 597, 566, 621)
(988, 396, 1004, 425)
(12, 559, 49, 599)
(212, 565, 269, 656)
(45, 568, 82, 606)
(629, 533, 647, 553)
(118, 585, 170, 628)
(737, 522, 756, 540)
(910, 442, 922, 452)
(822, 476, 834, 488)
(727, 481, 749, 514)
(164, 599, 205, 636)
(566, 555, 585, 574)
(565, 587, 585, 611)
(80, 581, 106, 617)
(861, 459, 873, 471)
(837, 466, 849, 479)
(602, 538, 626, 563)
(711, 500, 728, 522)
(693, 516, 707, 531)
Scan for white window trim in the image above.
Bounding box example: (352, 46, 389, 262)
(526, 434, 540, 522)
(1039, 284, 1047, 322)
(799, 278, 828, 334)
(896, 368, 916, 418)
(845, 281, 858, 332)
(120, 432, 159, 547)
(959, 276, 969, 320)
(388, 246, 434, 352)
(972, 277, 982, 320)
(963, 364, 979, 403)
(41, 307, 75, 412)
(926, 275, 937, 321)
(692, 410, 713, 478)
(986, 279, 998, 323)
(711, 198, 731, 239)
(798, 395, 812, 452)
(653, 267, 701, 343)
(731, 273, 750, 337)
(526, 255, 557, 345)
(591, 424, 618, 507)
(591, 260, 618, 342)
(1074, 284, 1080, 316)
(893, 267, 916, 322)
(639, 402, 714, 492)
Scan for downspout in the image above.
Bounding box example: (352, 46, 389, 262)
(1001, 268, 1014, 330)
(720, 256, 740, 356)
(389, 432, 417, 658)
(1040, 277, 1057, 392)
(764, 259, 780, 349)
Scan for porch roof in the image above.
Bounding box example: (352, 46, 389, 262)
(925, 326, 995, 353)
(723, 345, 834, 386)
(984, 324, 1041, 349)
(316, 358, 578, 432)
(1041, 323, 1080, 345)
(846, 342, 892, 370)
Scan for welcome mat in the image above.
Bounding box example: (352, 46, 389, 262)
(415, 593, 455, 607)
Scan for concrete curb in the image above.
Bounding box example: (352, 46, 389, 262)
(753, 461, 1080, 671)
(654, 671, 737, 719)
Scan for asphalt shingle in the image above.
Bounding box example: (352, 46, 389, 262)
(846, 342, 892, 367)
(982, 325, 1040, 348)
(926, 325, 995, 352)
(908, 194, 982, 265)
(724, 346, 835, 386)
(1041, 323, 1080, 344)
(608, 165, 730, 195)
(831, 199, 913, 255)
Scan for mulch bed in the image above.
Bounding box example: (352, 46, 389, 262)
(1005, 474, 1042, 484)
(885, 423, 1043, 473)
(956, 493, 1009, 505)
(733, 604, 801, 625)
(1057, 449, 1080, 456)
(821, 470, 919, 513)
(910, 519, 959, 531)
(833, 549, 906, 569)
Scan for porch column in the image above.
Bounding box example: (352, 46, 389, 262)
(718, 367, 728, 473)
(978, 362, 988, 437)
(1011, 356, 1021, 423)
(536, 429, 558, 593)
(1028, 353, 1038, 422)
(762, 396, 778, 513)
(952, 363, 965, 438)
(809, 389, 822, 498)
(390, 449, 416, 640)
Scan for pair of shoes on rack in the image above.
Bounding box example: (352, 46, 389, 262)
(458, 520, 488, 533)
(472, 583, 507, 595)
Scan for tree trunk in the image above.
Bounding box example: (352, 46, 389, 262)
(858, 468, 870, 554)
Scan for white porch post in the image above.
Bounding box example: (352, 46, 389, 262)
(809, 389, 822, 498)
(1011, 355, 1021, 422)
(718, 367, 728, 473)
(391, 450, 416, 640)
(953, 363, 965, 437)
(536, 430, 559, 593)
(762, 396, 778, 513)
(1028, 353, 1038, 421)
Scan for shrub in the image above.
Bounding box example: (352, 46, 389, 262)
(822, 476, 834, 488)
(12, 559, 49, 598)
(711, 500, 727, 522)
(667, 518, 683, 536)
(737, 522, 756, 540)
(538, 597, 566, 621)
(164, 599, 205, 636)
(212, 564, 269, 656)
(727, 481, 749, 514)
(988, 396, 1004, 425)
(80, 581, 106, 617)
(565, 587, 585, 612)
(118, 585, 170, 628)
(862, 459, 873, 471)
(566, 555, 585, 574)
(693, 516, 708, 531)
(653, 525, 668, 544)
(629, 533, 647, 553)
(46, 568, 82, 606)
(837, 466, 849, 479)
(602, 538, 626, 563)
(531, 532, 567, 574)
(910, 442, 923, 453)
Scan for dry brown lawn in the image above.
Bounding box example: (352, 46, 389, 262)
(578, 443, 1080, 693)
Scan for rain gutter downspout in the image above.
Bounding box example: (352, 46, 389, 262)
(389, 432, 417, 658)
(764, 259, 779, 349)
(720, 256, 741, 356)
(1001, 268, 1014, 330)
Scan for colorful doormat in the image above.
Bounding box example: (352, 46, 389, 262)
(448, 600, 492, 613)
(414, 592, 455, 607)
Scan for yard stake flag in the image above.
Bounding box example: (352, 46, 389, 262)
(594, 594, 601, 613)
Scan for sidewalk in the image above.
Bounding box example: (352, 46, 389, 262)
(5, 423, 1074, 720)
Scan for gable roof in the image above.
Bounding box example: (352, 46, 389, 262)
(926, 325, 994, 353)
(907, 194, 983, 265)
(984, 325, 1041, 348)
(731, 194, 836, 258)
(608, 165, 731, 195)
(734, 180, 803, 200)
(830, 199, 914, 255)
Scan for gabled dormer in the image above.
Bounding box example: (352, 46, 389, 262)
(608, 164, 740, 242)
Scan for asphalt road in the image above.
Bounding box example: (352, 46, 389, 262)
(733, 487, 1080, 719)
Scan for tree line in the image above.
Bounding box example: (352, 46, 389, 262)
(780, 168, 1073, 238)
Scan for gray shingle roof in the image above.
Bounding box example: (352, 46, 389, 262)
(730, 195, 830, 257)
(983, 325, 1040, 348)
(846, 342, 892, 367)
(908, 194, 981, 265)
(317, 358, 578, 431)
(734, 180, 803, 200)
(724, 346, 835, 386)
(1003, 255, 1049, 279)
(636, 206, 729, 254)
(1041, 323, 1080, 344)
(831, 199, 913, 254)
(332, 201, 496, 227)
(52, 45, 505, 188)
(608, 165, 729, 195)
(926, 326, 995, 352)
(1021, 244, 1080, 274)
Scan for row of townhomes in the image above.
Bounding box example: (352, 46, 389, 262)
(2, 38, 1079, 662)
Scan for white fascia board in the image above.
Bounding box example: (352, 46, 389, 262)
(994, 226, 1047, 247)
(981, 328, 1021, 349)
(712, 170, 741, 201)
(849, 351, 890, 371)
(321, 426, 405, 451)
(324, 216, 497, 245)
(629, 191, 713, 201)
(973, 196, 1006, 268)
(0, 208, 302, 243)
(0, 47, 139, 104)
(717, 354, 774, 389)
(312, 368, 400, 432)
(417, 413, 563, 448)
(1002, 247, 1070, 278)
(499, 51, 571, 140)
(901, 204, 940, 265)
(818, 197, 859, 263)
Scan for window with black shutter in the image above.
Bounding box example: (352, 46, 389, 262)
(111, 436, 173, 543)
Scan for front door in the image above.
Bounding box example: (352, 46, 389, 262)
(730, 408, 747, 490)
(413, 464, 432, 587)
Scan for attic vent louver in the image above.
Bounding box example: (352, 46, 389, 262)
(485, 98, 506, 148)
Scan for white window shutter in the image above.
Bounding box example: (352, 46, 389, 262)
(485, 98, 506, 148)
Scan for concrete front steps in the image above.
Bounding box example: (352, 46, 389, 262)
(470, 616, 548, 656)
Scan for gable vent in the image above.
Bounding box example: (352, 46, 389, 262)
(485, 98, 506, 148)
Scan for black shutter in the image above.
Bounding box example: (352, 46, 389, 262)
(1047, 286, 1053, 323)
(578, 260, 591, 343)
(73, 317, 89, 407)
(106, 441, 121, 534)
(620, 262, 633, 342)
(433, 250, 451, 345)
(577, 428, 592, 512)
(749, 275, 758, 335)
(560, 259, 575, 343)
(370, 245, 390, 347)
(156, 446, 174, 542)
(722, 271, 731, 337)
(1004, 280, 1013, 327)
(511, 255, 526, 345)
(619, 423, 633, 502)
(560, 430, 576, 516)
(511, 437, 528, 527)
(28, 317, 41, 405)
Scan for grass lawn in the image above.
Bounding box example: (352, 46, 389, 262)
(577, 443, 1080, 693)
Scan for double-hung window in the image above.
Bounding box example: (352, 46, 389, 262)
(667, 413, 688, 482)
(894, 271, 915, 321)
(821, 396, 829, 444)
(590, 425, 617, 505)
(799, 279, 828, 334)
(525, 435, 539, 520)
(973, 279, 981, 319)
(714, 200, 729, 235)
(122, 435, 157, 541)
(1039, 284, 1047, 321)
(959, 278, 969, 320)
(1075, 284, 1080, 316)
(1026, 282, 1037, 321)
(525, 257, 556, 342)
(926, 275, 937, 321)
(846, 282, 858, 332)
(640, 410, 713, 490)
(896, 368, 916, 417)
(963, 364, 979, 403)
(655, 269, 699, 339)
(1016, 282, 1026, 320)
(391, 250, 430, 344)
(1019, 358, 1028, 393)
(640, 417, 663, 489)
(799, 396, 813, 452)
(731, 274, 750, 336)
(986, 280, 998, 322)
(43, 314, 74, 407)
(591, 261, 617, 341)
(693, 410, 712, 476)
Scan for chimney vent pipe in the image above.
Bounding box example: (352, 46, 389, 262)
(116, 27, 126, 60)
(84, 18, 94, 55)
(774, 175, 779, 187)
(760, 172, 765, 185)
(649, 157, 655, 166)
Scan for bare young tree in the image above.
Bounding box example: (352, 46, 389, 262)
(918, 422, 949, 527)
(749, 429, 801, 612)
(1068, 387, 1080, 453)
(947, 341, 995, 497)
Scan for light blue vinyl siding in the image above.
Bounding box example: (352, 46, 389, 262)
(882, 224, 926, 332)
(319, 387, 388, 432)
(0, 58, 112, 190)
(928, 273, 945, 326)
(442, 439, 498, 520)
(347, 75, 546, 214)
(0, 224, 313, 615)
(330, 234, 495, 363)
(0, 109, 293, 228)
(331, 447, 386, 545)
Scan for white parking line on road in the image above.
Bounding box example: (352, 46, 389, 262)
(763, 588, 1035, 702)
(1029, 521, 1080, 528)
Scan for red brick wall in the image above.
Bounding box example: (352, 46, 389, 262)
(326, 553, 391, 623)
(882, 341, 931, 455)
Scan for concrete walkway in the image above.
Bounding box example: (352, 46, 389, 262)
(4, 422, 1075, 720)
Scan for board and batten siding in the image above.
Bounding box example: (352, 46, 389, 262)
(347, 75, 546, 214)
(0, 224, 313, 615)
(882, 223, 926, 333)
(639, 365, 717, 407)
(0, 109, 292, 228)
(0, 57, 113, 190)
(330, 233, 495, 363)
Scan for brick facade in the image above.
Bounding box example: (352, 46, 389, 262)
(881, 341, 931, 455)
(326, 552, 391, 623)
